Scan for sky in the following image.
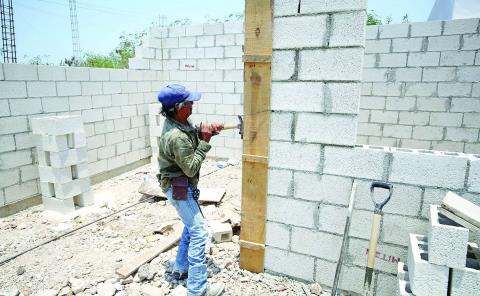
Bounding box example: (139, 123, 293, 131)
(8, 0, 438, 64)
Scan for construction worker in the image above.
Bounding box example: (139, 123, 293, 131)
(156, 84, 225, 296)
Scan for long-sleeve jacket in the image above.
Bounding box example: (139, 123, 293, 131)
(156, 117, 211, 192)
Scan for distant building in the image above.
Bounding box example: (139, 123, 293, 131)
(429, 0, 480, 20)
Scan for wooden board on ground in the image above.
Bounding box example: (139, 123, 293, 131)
(442, 191, 480, 228)
(115, 222, 183, 278)
(198, 187, 225, 203)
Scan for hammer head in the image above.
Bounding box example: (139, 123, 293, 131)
(237, 115, 244, 139)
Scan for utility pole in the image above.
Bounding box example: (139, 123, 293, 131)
(68, 0, 81, 64)
(0, 0, 17, 63)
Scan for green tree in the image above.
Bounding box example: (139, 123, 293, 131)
(367, 10, 383, 25)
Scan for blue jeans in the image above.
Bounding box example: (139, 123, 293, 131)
(166, 187, 208, 296)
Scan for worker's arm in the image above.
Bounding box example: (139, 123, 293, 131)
(172, 135, 211, 178)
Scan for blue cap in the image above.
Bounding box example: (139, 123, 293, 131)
(157, 84, 201, 109)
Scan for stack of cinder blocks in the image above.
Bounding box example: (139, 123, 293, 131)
(398, 201, 480, 295)
(32, 115, 94, 213)
(148, 103, 164, 171)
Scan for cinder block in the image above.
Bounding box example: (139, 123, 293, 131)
(224, 22, 243, 34)
(295, 113, 357, 146)
(300, 0, 367, 14)
(363, 54, 376, 67)
(266, 195, 315, 228)
(215, 34, 235, 46)
(74, 190, 94, 206)
(451, 98, 480, 112)
(360, 96, 385, 109)
(394, 68, 422, 82)
(440, 51, 475, 66)
(410, 21, 442, 37)
(416, 97, 448, 112)
(365, 39, 391, 53)
(103, 81, 122, 94)
(385, 97, 416, 111)
(445, 127, 478, 142)
(423, 66, 456, 82)
(457, 66, 480, 82)
(9, 98, 42, 115)
(197, 36, 214, 47)
(69, 96, 92, 111)
(379, 23, 409, 38)
(269, 141, 321, 172)
(128, 58, 149, 70)
(408, 52, 440, 67)
(208, 220, 232, 243)
(428, 205, 469, 268)
(317, 204, 347, 234)
(399, 112, 429, 125)
(37, 147, 88, 168)
(357, 123, 382, 136)
(443, 18, 479, 35)
(407, 234, 449, 296)
(204, 23, 223, 35)
(265, 221, 289, 250)
(428, 35, 460, 51)
(326, 83, 360, 114)
(3, 64, 37, 80)
(32, 115, 83, 136)
(103, 107, 122, 121)
(299, 48, 364, 81)
(392, 38, 423, 52)
(450, 250, 480, 296)
(430, 112, 462, 127)
(383, 125, 412, 138)
(271, 82, 323, 112)
(42, 196, 75, 213)
(0, 81, 27, 98)
(397, 262, 414, 296)
(205, 47, 224, 58)
(366, 25, 378, 39)
(272, 50, 295, 81)
(370, 110, 398, 124)
(37, 65, 65, 80)
(66, 67, 89, 81)
(329, 11, 366, 47)
(184, 24, 203, 36)
(89, 67, 110, 80)
(294, 173, 352, 205)
(468, 156, 480, 193)
(41, 97, 69, 113)
(26, 81, 56, 97)
(323, 145, 388, 179)
(38, 163, 89, 184)
(0, 150, 32, 170)
(362, 68, 389, 82)
(265, 247, 314, 281)
(40, 177, 90, 200)
(438, 83, 471, 97)
(404, 82, 437, 96)
(291, 226, 342, 261)
(463, 34, 480, 50)
(215, 58, 235, 70)
(372, 82, 402, 96)
(389, 149, 468, 189)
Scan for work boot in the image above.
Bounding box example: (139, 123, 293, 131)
(202, 283, 225, 296)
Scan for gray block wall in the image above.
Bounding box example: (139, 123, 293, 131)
(0, 64, 157, 207)
(267, 1, 480, 295)
(360, 18, 480, 154)
(129, 22, 244, 159)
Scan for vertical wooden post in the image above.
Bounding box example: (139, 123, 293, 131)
(239, 0, 272, 273)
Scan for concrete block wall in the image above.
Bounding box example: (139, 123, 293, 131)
(129, 22, 244, 159)
(360, 18, 480, 154)
(0, 63, 159, 207)
(266, 1, 480, 295)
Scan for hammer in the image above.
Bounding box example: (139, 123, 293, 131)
(223, 115, 244, 139)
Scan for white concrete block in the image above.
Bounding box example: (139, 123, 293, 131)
(457, 66, 480, 82)
(450, 253, 480, 296)
(451, 98, 480, 112)
(428, 35, 460, 51)
(407, 234, 449, 296)
(397, 262, 414, 296)
(324, 145, 388, 179)
(103, 82, 122, 94)
(267, 168, 292, 196)
(265, 247, 314, 281)
(317, 204, 347, 235)
(74, 190, 94, 206)
(404, 82, 437, 96)
(362, 68, 389, 82)
(385, 97, 416, 111)
(272, 50, 295, 81)
(69, 96, 92, 111)
(42, 97, 69, 112)
(32, 115, 83, 136)
(300, 0, 367, 13)
(273, 15, 328, 49)
(205, 47, 224, 58)
(389, 149, 468, 189)
(291, 227, 342, 261)
(445, 127, 478, 142)
(197, 36, 214, 47)
(294, 173, 352, 205)
(430, 113, 462, 127)
(9, 98, 42, 115)
(469, 156, 480, 193)
(440, 51, 475, 66)
(295, 113, 357, 146)
(422, 67, 456, 82)
(392, 38, 423, 52)
(0, 134, 15, 153)
(443, 18, 479, 35)
(365, 39, 391, 53)
(208, 220, 232, 243)
(383, 125, 412, 138)
(271, 82, 323, 112)
(224, 22, 243, 34)
(40, 177, 90, 200)
(370, 110, 398, 123)
(266, 195, 315, 228)
(395, 68, 422, 82)
(330, 11, 366, 47)
(438, 83, 471, 97)
(357, 123, 382, 136)
(399, 112, 430, 125)
(128, 58, 149, 70)
(428, 205, 469, 268)
(66, 67, 89, 81)
(378, 53, 408, 67)
(0, 116, 29, 135)
(299, 48, 363, 81)
(326, 83, 360, 114)
(408, 52, 440, 67)
(366, 25, 378, 39)
(37, 147, 88, 168)
(224, 46, 242, 58)
(410, 21, 442, 37)
(3, 64, 37, 80)
(204, 23, 223, 35)
(270, 112, 293, 141)
(26, 81, 56, 97)
(416, 97, 448, 112)
(42, 196, 75, 214)
(215, 34, 235, 46)
(265, 221, 289, 250)
(215, 58, 235, 70)
(464, 34, 480, 50)
(379, 23, 409, 38)
(269, 141, 321, 172)
(38, 66, 66, 80)
(89, 68, 110, 81)
(0, 81, 27, 99)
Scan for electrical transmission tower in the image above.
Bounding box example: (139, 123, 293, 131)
(68, 0, 81, 64)
(0, 0, 17, 63)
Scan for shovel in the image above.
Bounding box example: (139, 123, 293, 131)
(363, 181, 393, 296)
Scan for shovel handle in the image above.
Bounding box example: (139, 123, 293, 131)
(366, 213, 382, 268)
(370, 182, 393, 214)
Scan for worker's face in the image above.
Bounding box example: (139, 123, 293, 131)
(175, 101, 193, 122)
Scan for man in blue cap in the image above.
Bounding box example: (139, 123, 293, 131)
(156, 84, 225, 296)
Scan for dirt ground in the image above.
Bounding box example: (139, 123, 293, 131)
(0, 160, 328, 296)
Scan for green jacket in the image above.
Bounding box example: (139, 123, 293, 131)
(156, 117, 211, 192)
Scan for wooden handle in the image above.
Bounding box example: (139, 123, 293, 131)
(366, 213, 382, 268)
(223, 125, 238, 130)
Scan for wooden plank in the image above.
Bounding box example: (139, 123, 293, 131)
(240, 0, 272, 273)
(438, 207, 480, 234)
(442, 191, 480, 228)
(115, 222, 183, 278)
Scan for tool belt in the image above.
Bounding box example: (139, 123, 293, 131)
(171, 176, 200, 200)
